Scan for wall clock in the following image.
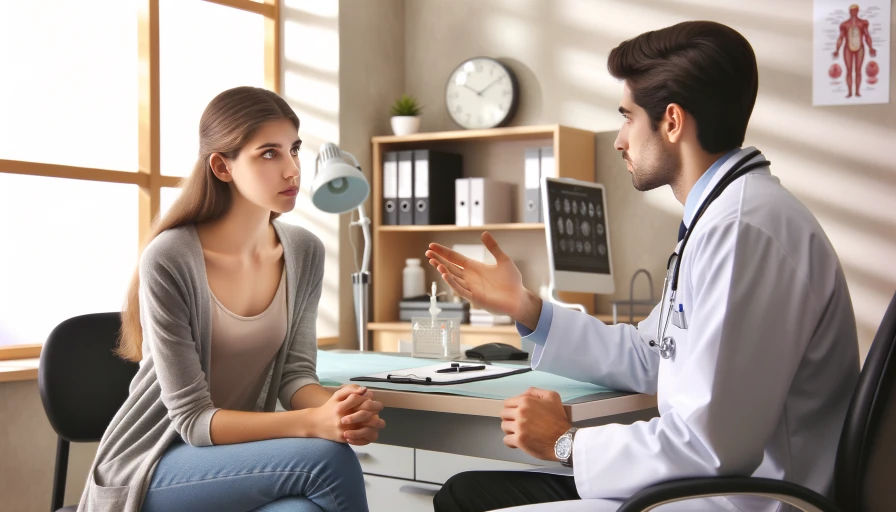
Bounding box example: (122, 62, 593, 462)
(445, 57, 519, 129)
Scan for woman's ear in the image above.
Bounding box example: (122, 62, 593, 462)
(209, 153, 233, 183)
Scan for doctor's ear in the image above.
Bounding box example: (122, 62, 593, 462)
(209, 153, 233, 183)
(662, 103, 686, 144)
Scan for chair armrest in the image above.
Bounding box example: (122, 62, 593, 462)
(617, 477, 842, 512)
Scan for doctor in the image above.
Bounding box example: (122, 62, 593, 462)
(428, 21, 859, 512)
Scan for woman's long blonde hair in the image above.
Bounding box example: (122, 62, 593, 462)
(117, 86, 300, 361)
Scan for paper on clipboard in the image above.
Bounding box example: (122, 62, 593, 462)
(350, 362, 530, 385)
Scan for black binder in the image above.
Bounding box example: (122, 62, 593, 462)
(413, 149, 463, 225)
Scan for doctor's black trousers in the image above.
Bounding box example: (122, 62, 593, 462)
(433, 470, 580, 511)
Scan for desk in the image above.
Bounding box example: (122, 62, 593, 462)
(324, 382, 657, 465)
(340, 385, 658, 464)
(320, 351, 658, 510)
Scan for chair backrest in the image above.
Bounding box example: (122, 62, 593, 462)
(834, 291, 896, 511)
(38, 312, 139, 443)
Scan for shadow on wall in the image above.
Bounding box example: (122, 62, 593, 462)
(281, 0, 342, 340)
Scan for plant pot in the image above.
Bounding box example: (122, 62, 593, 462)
(391, 116, 421, 136)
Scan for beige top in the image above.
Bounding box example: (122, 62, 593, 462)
(209, 267, 288, 411)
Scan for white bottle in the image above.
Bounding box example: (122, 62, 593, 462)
(402, 258, 425, 298)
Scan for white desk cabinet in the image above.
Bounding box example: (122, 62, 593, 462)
(353, 444, 543, 511)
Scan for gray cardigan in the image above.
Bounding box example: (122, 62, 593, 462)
(78, 221, 325, 512)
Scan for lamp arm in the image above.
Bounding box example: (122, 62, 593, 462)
(339, 150, 370, 274)
(341, 150, 361, 168)
(351, 203, 372, 275)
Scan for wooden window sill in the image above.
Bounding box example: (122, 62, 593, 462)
(0, 358, 39, 383)
(0, 337, 339, 383)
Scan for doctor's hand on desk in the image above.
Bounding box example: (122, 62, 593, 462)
(500, 387, 571, 461)
(426, 232, 544, 331)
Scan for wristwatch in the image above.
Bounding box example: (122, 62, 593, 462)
(554, 427, 577, 467)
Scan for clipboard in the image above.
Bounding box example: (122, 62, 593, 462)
(350, 362, 531, 386)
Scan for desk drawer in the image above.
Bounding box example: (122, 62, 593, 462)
(364, 474, 440, 512)
(351, 443, 414, 479)
(415, 449, 542, 484)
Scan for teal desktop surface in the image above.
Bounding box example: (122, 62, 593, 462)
(316, 350, 614, 402)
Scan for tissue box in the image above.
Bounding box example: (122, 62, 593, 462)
(399, 298, 470, 323)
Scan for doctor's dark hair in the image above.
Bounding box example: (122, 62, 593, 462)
(117, 86, 300, 362)
(607, 21, 758, 153)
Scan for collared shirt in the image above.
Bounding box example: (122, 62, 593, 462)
(682, 148, 740, 228)
(518, 148, 741, 345)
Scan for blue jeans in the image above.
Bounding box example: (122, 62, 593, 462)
(141, 437, 369, 512)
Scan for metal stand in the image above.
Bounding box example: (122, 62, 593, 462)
(350, 203, 372, 351)
(611, 269, 655, 324)
(352, 271, 370, 351)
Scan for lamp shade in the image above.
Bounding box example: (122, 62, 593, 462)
(311, 143, 370, 214)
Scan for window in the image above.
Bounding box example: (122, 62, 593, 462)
(160, 0, 266, 177)
(0, 1, 138, 171)
(0, 0, 279, 355)
(0, 174, 138, 346)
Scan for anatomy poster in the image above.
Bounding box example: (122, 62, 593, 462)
(813, 1, 890, 106)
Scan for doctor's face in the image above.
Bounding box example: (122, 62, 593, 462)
(614, 84, 679, 192)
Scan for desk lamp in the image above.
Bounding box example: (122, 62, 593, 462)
(311, 143, 371, 351)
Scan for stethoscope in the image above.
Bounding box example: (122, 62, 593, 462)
(651, 149, 771, 359)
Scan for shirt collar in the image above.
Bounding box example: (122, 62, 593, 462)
(682, 148, 740, 228)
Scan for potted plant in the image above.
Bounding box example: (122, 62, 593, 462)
(390, 94, 422, 136)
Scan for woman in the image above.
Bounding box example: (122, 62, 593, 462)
(79, 86, 383, 512)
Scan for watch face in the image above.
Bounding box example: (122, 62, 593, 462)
(445, 57, 518, 129)
(555, 435, 572, 459)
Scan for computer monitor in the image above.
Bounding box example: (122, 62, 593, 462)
(542, 177, 615, 294)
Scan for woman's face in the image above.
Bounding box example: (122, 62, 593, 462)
(225, 118, 302, 214)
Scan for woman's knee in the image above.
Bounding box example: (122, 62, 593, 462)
(274, 438, 363, 476)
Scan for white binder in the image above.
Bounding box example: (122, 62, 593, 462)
(540, 145, 555, 180)
(524, 147, 541, 223)
(470, 178, 514, 226)
(382, 151, 398, 225)
(455, 178, 470, 226)
(397, 151, 414, 225)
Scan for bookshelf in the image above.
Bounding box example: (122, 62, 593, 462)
(368, 124, 598, 351)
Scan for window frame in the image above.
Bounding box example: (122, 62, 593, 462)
(0, 0, 281, 361)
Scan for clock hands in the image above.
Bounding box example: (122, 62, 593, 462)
(462, 83, 482, 97)
(461, 78, 502, 99)
(478, 77, 503, 95)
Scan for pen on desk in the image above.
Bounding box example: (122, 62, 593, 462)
(436, 365, 486, 373)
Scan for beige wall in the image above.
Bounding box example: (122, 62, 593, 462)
(0, 379, 97, 511)
(280, 0, 343, 341)
(282, 0, 405, 349)
(337, 0, 406, 348)
(404, 0, 896, 359)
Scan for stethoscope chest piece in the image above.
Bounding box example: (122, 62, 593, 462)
(660, 336, 676, 359)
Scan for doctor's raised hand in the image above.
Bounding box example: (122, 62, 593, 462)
(427, 233, 573, 461)
(425, 231, 543, 331)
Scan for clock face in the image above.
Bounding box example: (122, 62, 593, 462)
(445, 57, 518, 129)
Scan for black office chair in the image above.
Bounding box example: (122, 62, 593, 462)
(618, 291, 896, 512)
(38, 312, 139, 512)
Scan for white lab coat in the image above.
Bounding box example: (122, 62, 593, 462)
(498, 148, 860, 512)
